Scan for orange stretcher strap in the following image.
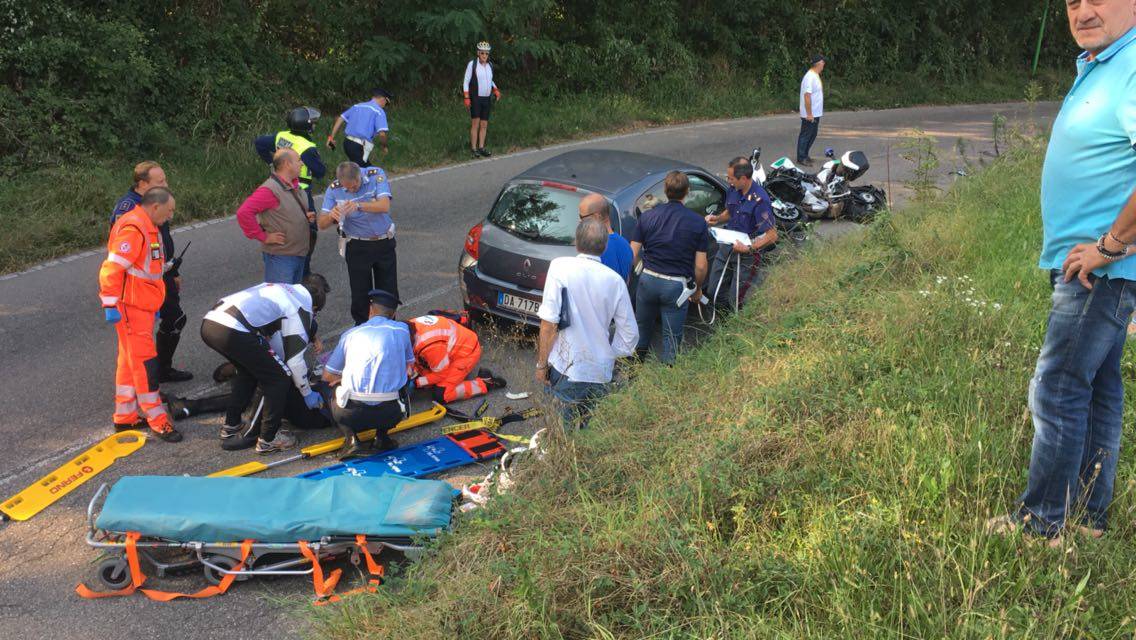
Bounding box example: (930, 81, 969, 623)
(76, 533, 253, 601)
(313, 535, 385, 606)
(299, 540, 343, 602)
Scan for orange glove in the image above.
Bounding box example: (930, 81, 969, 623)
(463, 91, 471, 108)
(492, 88, 502, 100)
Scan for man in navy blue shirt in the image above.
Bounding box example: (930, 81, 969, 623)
(110, 161, 193, 383)
(578, 194, 632, 283)
(704, 158, 779, 308)
(629, 171, 709, 364)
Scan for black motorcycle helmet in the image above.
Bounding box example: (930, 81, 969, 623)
(286, 106, 321, 134)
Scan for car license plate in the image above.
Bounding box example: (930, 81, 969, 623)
(498, 292, 540, 316)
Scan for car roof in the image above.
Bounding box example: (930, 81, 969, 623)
(511, 149, 702, 195)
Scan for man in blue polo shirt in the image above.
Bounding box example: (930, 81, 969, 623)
(988, 1, 1136, 544)
(578, 193, 632, 283)
(629, 171, 710, 364)
(704, 157, 779, 308)
(322, 289, 413, 460)
(327, 88, 392, 167)
(317, 161, 398, 325)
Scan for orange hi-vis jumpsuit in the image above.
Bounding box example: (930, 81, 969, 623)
(409, 315, 489, 403)
(99, 206, 172, 430)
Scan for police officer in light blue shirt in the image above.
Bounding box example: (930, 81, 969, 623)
(317, 161, 398, 325)
(322, 289, 413, 459)
(327, 88, 392, 167)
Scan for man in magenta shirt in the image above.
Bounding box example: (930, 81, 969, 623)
(236, 149, 317, 284)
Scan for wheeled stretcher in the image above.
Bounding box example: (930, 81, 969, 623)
(78, 474, 455, 602)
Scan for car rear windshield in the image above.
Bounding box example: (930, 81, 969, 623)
(487, 182, 586, 244)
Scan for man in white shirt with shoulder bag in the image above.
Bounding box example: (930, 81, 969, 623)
(536, 217, 639, 429)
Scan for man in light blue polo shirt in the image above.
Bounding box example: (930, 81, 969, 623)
(317, 161, 398, 325)
(327, 88, 392, 167)
(989, 1, 1136, 544)
(322, 289, 413, 459)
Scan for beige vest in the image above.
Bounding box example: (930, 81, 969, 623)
(258, 175, 311, 256)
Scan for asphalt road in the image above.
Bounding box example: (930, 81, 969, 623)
(0, 102, 1058, 639)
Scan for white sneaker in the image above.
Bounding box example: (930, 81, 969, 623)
(255, 430, 297, 454)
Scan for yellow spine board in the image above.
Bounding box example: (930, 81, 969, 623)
(1, 431, 147, 521)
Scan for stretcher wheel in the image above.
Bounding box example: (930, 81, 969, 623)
(202, 555, 242, 586)
(97, 557, 132, 590)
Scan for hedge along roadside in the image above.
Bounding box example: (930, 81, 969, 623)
(3, 0, 1072, 173)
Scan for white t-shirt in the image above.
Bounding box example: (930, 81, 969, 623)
(537, 254, 638, 383)
(799, 69, 824, 118)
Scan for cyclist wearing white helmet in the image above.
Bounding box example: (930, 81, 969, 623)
(462, 41, 502, 158)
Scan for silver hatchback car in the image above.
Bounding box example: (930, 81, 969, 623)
(458, 149, 730, 324)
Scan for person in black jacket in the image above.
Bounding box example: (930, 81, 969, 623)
(109, 161, 193, 383)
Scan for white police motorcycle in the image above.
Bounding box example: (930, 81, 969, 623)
(764, 148, 886, 222)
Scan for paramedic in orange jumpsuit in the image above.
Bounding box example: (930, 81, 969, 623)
(98, 186, 183, 442)
(407, 315, 505, 403)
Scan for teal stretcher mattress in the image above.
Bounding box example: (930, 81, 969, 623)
(96, 475, 454, 543)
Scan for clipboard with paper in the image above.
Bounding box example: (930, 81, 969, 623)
(709, 227, 753, 247)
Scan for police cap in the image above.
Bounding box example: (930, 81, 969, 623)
(372, 87, 394, 100)
(367, 289, 401, 309)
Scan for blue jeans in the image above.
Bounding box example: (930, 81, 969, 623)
(796, 117, 820, 162)
(547, 367, 609, 430)
(263, 253, 306, 284)
(635, 272, 689, 365)
(1016, 273, 1136, 536)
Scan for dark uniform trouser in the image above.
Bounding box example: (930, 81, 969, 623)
(156, 273, 186, 372)
(346, 238, 398, 325)
(331, 398, 403, 437)
(200, 319, 291, 442)
(303, 188, 317, 277)
(706, 244, 760, 309)
(343, 138, 371, 168)
(172, 386, 331, 432)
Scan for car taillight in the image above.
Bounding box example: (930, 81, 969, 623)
(464, 222, 483, 260)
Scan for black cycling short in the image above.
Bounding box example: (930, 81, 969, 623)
(470, 96, 492, 121)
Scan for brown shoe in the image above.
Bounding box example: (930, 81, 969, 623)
(984, 515, 1062, 548)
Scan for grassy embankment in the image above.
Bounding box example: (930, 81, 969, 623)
(0, 69, 1065, 274)
(308, 134, 1136, 637)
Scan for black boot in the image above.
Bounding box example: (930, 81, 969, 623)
(156, 331, 193, 382)
(166, 395, 192, 421)
(113, 419, 146, 433)
(372, 433, 398, 454)
(336, 425, 368, 460)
